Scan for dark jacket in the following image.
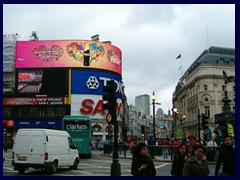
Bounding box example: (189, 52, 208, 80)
(171, 154, 189, 176)
(215, 145, 235, 176)
(182, 157, 209, 176)
(131, 155, 156, 176)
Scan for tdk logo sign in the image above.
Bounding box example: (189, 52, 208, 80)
(86, 76, 99, 89)
(85, 76, 123, 94)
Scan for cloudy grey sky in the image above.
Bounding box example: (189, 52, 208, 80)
(3, 4, 235, 114)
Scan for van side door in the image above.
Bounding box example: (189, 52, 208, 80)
(29, 134, 45, 164)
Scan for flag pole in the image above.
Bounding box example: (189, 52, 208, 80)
(176, 54, 182, 76)
(180, 56, 182, 76)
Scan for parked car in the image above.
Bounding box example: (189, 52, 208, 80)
(98, 140, 111, 151)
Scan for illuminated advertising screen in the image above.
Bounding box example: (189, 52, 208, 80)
(16, 69, 68, 96)
(16, 40, 122, 75)
(71, 70, 123, 99)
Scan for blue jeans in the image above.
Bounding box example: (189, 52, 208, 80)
(163, 148, 168, 159)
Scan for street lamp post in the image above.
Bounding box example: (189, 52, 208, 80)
(152, 92, 156, 139)
(180, 114, 186, 127)
(172, 107, 178, 138)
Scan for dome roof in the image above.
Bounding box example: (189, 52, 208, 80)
(156, 108, 164, 115)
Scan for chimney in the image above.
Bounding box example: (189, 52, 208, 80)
(102, 41, 112, 45)
(91, 34, 99, 41)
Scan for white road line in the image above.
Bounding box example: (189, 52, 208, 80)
(79, 163, 111, 169)
(71, 170, 93, 174)
(54, 173, 74, 176)
(155, 163, 171, 169)
(3, 167, 14, 171)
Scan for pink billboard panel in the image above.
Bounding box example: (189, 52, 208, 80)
(16, 40, 122, 75)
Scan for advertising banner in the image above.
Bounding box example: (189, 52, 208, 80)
(175, 127, 183, 139)
(3, 97, 64, 106)
(71, 70, 123, 99)
(14, 119, 62, 128)
(71, 94, 123, 121)
(16, 40, 122, 75)
(16, 69, 68, 96)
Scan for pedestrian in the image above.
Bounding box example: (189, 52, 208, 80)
(182, 145, 209, 176)
(171, 138, 180, 157)
(215, 135, 235, 176)
(161, 138, 170, 159)
(147, 136, 156, 159)
(170, 143, 189, 176)
(129, 141, 135, 154)
(186, 134, 199, 157)
(206, 136, 218, 161)
(131, 142, 156, 176)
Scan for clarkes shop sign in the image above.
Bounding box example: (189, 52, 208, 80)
(3, 97, 64, 105)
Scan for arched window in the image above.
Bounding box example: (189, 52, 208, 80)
(92, 124, 102, 132)
(105, 125, 113, 132)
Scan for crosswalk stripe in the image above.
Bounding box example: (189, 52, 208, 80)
(155, 163, 171, 169)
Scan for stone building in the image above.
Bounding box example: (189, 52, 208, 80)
(172, 46, 235, 139)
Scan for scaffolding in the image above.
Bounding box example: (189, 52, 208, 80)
(3, 34, 18, 93)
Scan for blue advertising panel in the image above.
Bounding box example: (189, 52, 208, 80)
(72, 70, 123, 99)
(14, 120, 62, 128)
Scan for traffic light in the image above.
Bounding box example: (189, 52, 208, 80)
(141, 125, 145, 135)
(102, 80, 117, 124)
(201, 114, 209, 130)
(3, 122, 7, 135)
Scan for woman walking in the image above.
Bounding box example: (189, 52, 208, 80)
(170, 143, 189, 176)
(182, 145, 209, 176)
(131, 142, 156, 176)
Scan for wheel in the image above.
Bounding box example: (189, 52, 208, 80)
(70, 158, 79, 170)
(49, 161, 58, 174)
(18, 167, 26, 174)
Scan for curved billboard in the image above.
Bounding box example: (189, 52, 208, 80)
(16, 40, 122, 75)
(71, 69, 123, 120)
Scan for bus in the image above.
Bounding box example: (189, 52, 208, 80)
(62, 116, 92, 158)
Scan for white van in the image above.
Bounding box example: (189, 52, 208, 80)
(12, 128, 79, 174)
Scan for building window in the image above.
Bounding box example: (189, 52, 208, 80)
(29, 107, 39, 118)
(233, 106, 235, 113)
(19, 107, 30, 118)
(204, 97, 209, 102)
(222, 85, 226, 91)
(56, 107, 66, 117)
(92, 124, 102, 132)
(203, 85, 208, 90)
(233, 86, 235, 91)
(46, 107, 55, 117)
(204, 106, 210, 117)
(3, 107, 12, 118)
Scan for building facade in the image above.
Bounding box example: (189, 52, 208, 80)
(3, 34, 125, 148)
(172, 46, 235, 139)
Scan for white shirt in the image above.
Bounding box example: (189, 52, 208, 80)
(207, 140, 217, 147)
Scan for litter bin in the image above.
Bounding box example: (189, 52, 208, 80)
(104, 144, 111, 154)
